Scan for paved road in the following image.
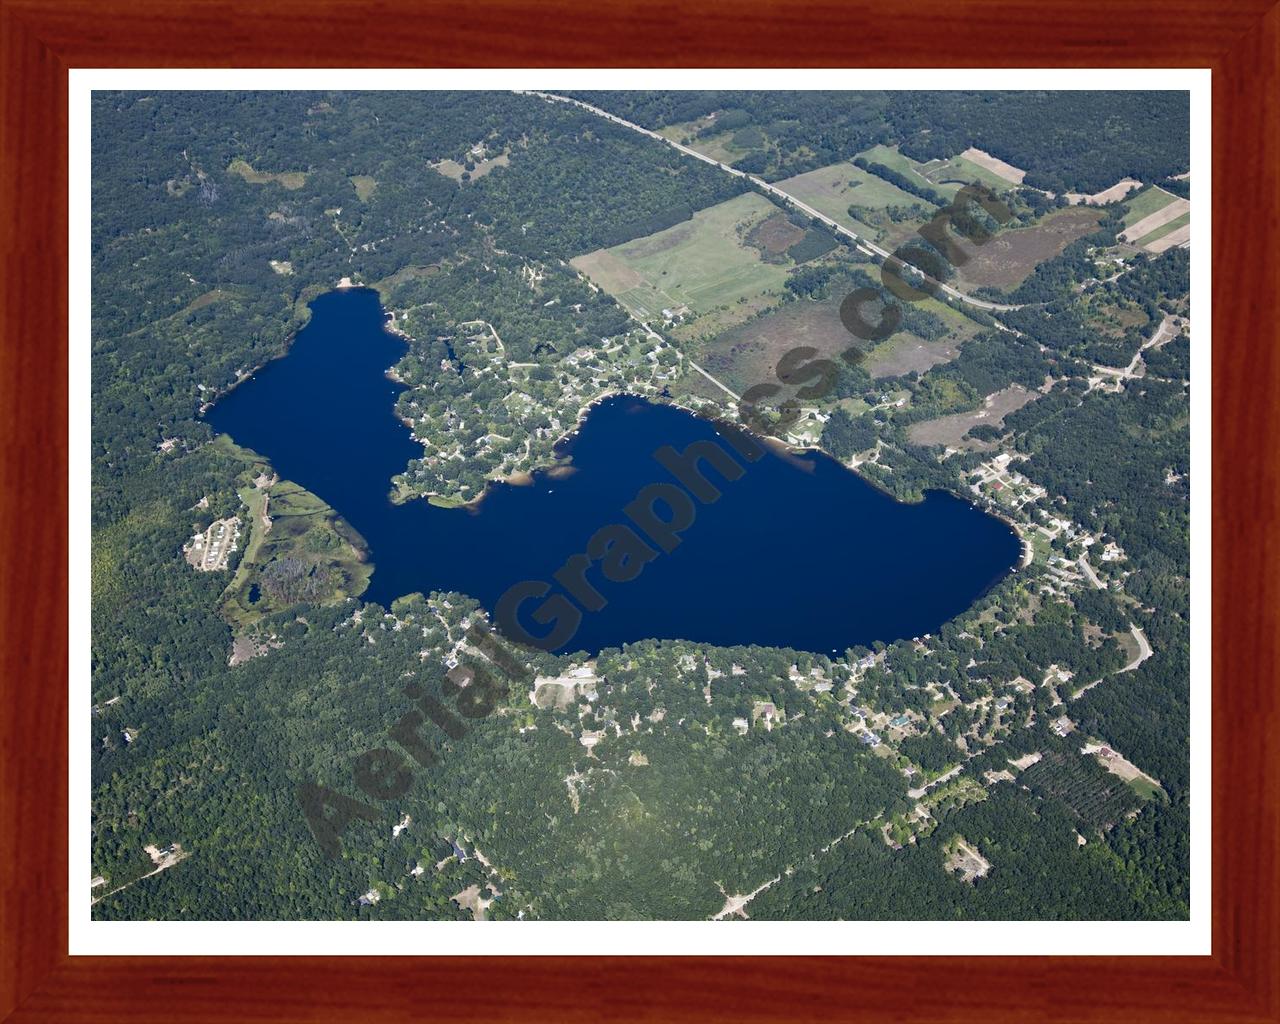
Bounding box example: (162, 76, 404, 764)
(1091, 315, 1180, 382)
(523, 91, 1028, 314)
(1121, 624, 1153, 672)
(1078, 554, 1105, 590)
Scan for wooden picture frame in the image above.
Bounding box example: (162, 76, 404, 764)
(2, 1, 1275, 1019)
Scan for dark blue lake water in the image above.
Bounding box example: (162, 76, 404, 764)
(206, 288, 1019, 656)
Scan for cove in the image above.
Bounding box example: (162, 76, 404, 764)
(206, 288, 1021, 656)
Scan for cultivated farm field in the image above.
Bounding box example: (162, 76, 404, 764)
(1120, 185, 1182, 228)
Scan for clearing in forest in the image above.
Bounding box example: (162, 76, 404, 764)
(951, 206, 1103, 291)
(697, 283, 979, 397)
(774, 160, 932, 247)
(907, 385, 1038, 447)
(227, 158, 308, 190)
(571, 192, 793, 335)
(858, 143, 1016, 199)
(432, 151, 510, 182)
(656, 113, 764, 167)
(959, 147, 1026, 184)
(1066, 179, 1143, 205)
(1081, 741, 1165, 800)
(349, 175, 378, 201)
(944, 836, 991, 883)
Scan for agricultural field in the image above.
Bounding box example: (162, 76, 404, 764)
(571, 192, 795, 339)
(1135, 212, 1190, 252)
(1066, 178, 1143, 206)
(775, 161, 934, 248)
(1120, 187, 1190, 252)
(952, 206, 1104, 291)
(1120, 185, 1182, 228)
(959, 147, 1026, 184)
(857, 144, 1014, 200)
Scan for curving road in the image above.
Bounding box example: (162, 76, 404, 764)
(521, 91, 1027, 314)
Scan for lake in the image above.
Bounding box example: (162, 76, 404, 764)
(206, 288, 1020, 656)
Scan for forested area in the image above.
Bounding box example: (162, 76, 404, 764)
(747, 783, 1180, 920)
(566, 91, 1190, 191)
(91, 90, 1192, 923)
(474, 116, 744, 257)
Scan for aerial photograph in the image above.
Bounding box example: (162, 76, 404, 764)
(90, 88, 1192, 922)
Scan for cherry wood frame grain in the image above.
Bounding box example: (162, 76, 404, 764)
(2, 1, 1276, 1020)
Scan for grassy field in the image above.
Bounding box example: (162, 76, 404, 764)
(857, 144, 1024, 200)
(1081, 294, 1151, 338)
(906, 385, 1039, 447)
(1127, 776, 1164, 800)
(858, 144, 962, 199)
(349, 175, 378, 201)
(571, 193, 793, 334)
(775, 161, 931, 245)
(657, 118, 758, 165)
(1121, 186, 1180, 228)
(952, 206, 1104, 291)
(695, 281, 983, 397)
(919, 153, 1013, 194)
(862, 330, 962, 379)
(432, 152, 510, 182)
(227, 158, 308, 190)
